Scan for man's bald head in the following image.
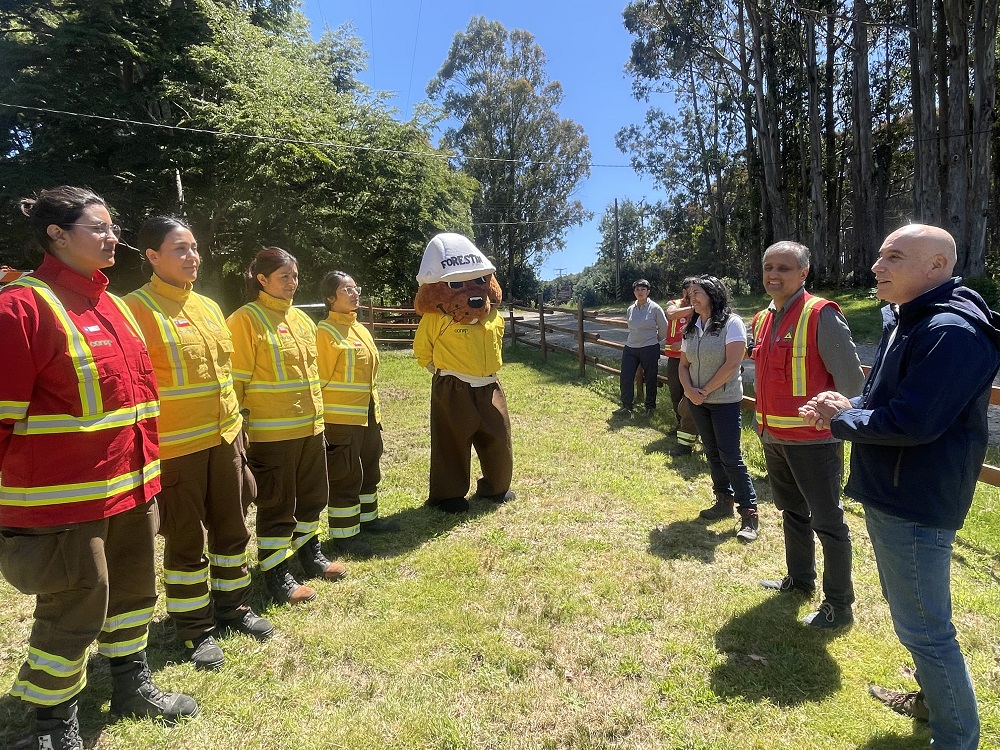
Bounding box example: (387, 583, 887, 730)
(872, 224, 957, 304)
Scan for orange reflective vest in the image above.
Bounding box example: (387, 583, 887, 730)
(751, 292, 837, 441)
(0, 255, 160, 527)
(664, 298, 688, 358)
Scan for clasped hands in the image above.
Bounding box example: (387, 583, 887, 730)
(799, 391, 853, 430)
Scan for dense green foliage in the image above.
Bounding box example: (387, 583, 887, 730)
(0, 0, 476, 309)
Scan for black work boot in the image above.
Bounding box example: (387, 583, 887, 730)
(736, 506, 759, 543)
(14, 700, 81, 750)
(699, 493, 735, 520)
(263, 559, 317, 605)
(109, 651, 199, 722)
(296, 536, 347, 580)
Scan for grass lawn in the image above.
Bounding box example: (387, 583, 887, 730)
(1, 345, 997, 749)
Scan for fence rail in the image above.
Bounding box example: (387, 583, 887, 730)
(317, 297, 1000, 487)
(508, 296, 1000, 488)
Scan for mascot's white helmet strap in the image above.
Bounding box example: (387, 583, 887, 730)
(417, 233, 497, 285)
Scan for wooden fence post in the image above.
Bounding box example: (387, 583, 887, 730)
(366, 298, 376, 337)
(577, 299, 586, 377)
(538, 293, 547, 361)
(508, 303, 517, 346)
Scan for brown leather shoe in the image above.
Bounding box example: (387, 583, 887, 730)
(264, 561, 318, 605)
(868, 684, 929, 721)
(297, 536, 347, 581)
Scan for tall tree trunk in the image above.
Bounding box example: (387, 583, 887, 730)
(745, 0, 789, 241)
(935, 0, 949, 220)
(909, 0, 939, 220)
(823, 6, 841, 284)
(804, 15, 827, 280)
(737, 0, 764, 285)
(966, 0, 997, 277)
(851, 0, 877, 285)
(942, 0, 971, 271)
(688, 66, 727, 264)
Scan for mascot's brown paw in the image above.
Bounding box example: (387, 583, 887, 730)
(427, 496, 470, 514)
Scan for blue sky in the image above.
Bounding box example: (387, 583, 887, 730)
(299, 0, 671, 281)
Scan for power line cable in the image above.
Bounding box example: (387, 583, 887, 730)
(0, 102, 634, 169)
(404, 0, 424, 115)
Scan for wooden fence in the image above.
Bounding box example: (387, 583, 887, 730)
(507, 297, 1000, 488)
(313, 296, 1000, 487)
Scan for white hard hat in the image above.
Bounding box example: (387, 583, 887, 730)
(416, 233, 496, 285)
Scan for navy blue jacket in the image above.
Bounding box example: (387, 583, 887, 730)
(831, 278, 1000, 529)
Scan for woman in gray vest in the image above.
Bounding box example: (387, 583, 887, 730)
(678, 275, 759, 542)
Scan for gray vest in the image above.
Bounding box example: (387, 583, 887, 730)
(684, 317, 744, 404)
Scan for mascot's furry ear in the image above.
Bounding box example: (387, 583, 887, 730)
(486, 274, 502, 303)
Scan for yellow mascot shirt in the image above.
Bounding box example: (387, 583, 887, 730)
(414, 309, 504, 377)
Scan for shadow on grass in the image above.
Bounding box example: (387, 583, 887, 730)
(0, 655, 166, 749)
(0, 691, 109, 748)
(322, 494, 501, 562)
(855, 730, 933, 749)
(710, 595, 842, 706)
(647, 519, 731, 563)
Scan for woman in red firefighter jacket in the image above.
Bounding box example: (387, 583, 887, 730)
(0, 187, 197, 750)
(317, 270, 398, 557)
(227, 247, 346, 606)
(125, 216, 274, 672)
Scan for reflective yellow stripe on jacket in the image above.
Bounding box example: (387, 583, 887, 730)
(318, 317, 379, 424)
(754, 295, 825, 428)
(6, 278, 159, 434)
(126, 285, 241, 457)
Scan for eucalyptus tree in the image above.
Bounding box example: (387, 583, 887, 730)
(427, 16, 591, 300)
(909, 0, 998, 276)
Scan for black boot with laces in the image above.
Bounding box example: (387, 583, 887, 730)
(109, 651, 199, 722)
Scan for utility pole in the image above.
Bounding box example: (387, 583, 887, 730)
(637, 197, 646, 257)
(554, 267, 566, 303)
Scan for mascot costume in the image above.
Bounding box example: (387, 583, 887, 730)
(413, 233, 515, 514)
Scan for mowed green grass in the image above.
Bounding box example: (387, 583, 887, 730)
(0, 345, 997, 749)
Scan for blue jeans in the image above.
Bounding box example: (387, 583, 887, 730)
(688, 401, 757, 509)
(864, 505, 979, 749)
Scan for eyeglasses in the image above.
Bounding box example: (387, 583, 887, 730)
(634, 285, 650, 291)
(64, 222, 121, 239)
(341, 286, 362, 295)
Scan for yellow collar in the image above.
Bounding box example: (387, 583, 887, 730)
(150, 274, 192, 304)
(327, 310, 358, 326)
(256, 291, 292, 313)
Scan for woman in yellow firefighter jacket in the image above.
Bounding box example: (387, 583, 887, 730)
(227, 247, 346, 606)
(0, 187, 196, 749)
(125, 216, 274, 672)
(317, 271, 398, 557)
